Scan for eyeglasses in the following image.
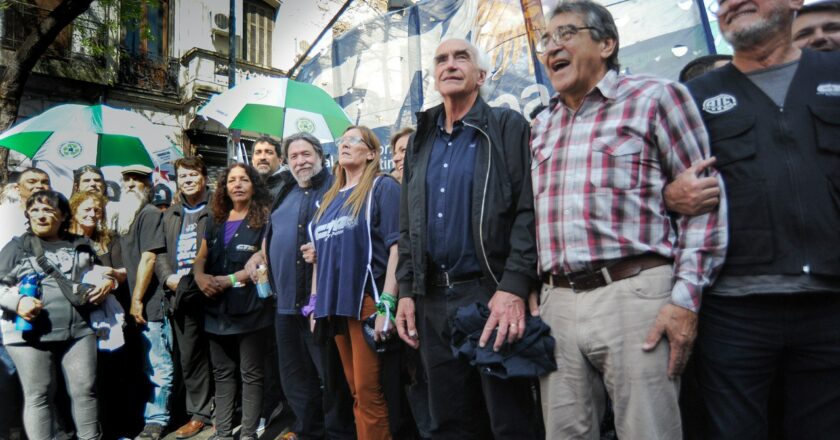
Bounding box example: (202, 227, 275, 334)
(336, 135, 368, 147)
(536, 25, 595, 54)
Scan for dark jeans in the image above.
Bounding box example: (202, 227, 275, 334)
(261, 329, 285, 422)
(275, 313, 355, 440)
(171, 305, 213, 423)
(0, 344, 22, 437)
(697, 292, 840, 440)
(208, 327, 270, 438)
(416, 279, 541, 440)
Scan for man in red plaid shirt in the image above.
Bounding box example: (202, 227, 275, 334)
(530, 2, 728, 438)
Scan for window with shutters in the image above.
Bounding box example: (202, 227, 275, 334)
(243, 0, 274, 67)
(121, 0, 169, 60)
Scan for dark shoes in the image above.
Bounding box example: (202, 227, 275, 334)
(134, 424, 165, 440)
(174, 420, 207, 439)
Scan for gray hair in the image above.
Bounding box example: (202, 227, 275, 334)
(550, 0, 621, 72)
(434, 38, 493, 97)
(282, 132, 324, 161)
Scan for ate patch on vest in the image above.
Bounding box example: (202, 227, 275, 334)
(816, 83, 840, 97)
(702, 94, 738, 114)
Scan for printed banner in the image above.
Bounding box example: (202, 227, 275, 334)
(297, 0, 710, 171)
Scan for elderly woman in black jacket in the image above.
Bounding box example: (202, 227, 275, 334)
(0, 190, 116, 440)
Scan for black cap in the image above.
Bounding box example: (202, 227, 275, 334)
(152, 184, 172, 207)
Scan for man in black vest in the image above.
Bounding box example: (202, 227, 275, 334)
(685, 0, 840, 438)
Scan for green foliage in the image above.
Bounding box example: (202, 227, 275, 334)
(73, 0, 159, 60)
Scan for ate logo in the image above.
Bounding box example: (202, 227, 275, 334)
(58, 141, 83, 159)
(296, 117, 316, 134)
(702, 94, 737, 114)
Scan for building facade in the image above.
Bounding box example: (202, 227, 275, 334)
(1, 0, 288, 172)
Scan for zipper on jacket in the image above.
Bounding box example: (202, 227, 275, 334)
(462, 120, 501, 286)
(778, 106, 810, 272)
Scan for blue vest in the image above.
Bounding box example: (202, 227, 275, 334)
(310, 177, 385, 319)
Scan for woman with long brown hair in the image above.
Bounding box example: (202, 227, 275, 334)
(308, 125, 401, 440)
(193, 163, 273, 440)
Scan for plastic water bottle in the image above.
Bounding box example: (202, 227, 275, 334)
(255, 264, 273, 299)
(15, 274, 41, 331)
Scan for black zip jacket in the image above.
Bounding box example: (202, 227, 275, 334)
(154, 190, 212, 294)
(397, 97, 538, 300)
(264, 167, 333, 313)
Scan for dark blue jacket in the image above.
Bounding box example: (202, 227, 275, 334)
(263, 167, 333, 314)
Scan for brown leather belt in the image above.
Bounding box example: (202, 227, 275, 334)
(541, 254, 672, 292)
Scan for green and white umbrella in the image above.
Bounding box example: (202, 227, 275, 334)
(0, 103, 175, 168)
(197, 77, 351, 142)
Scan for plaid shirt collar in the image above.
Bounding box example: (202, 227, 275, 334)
(548, 69, 619, 112)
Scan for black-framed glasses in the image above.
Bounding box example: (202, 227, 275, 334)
(536, 25, 595, 54)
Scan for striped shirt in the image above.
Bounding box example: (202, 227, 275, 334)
(530, 70, 727, 312)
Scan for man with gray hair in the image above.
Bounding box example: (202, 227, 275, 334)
(245, 132, 354, 439)
(395, 38, 541, 439)
(531, 1, 727, 438)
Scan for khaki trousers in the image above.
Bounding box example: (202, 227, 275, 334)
(539, 265, 682, 440)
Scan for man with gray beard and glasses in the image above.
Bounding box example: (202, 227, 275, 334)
(114, 165, 172, 440)
(683, 0, 840, 437)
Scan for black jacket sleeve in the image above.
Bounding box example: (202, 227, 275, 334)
(396, 133, 416, 299)
(495, 110, 539, 299)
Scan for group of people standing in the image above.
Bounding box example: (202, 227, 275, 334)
(2, 0, 840, 439)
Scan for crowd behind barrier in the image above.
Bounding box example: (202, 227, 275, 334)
(1, 1, 840, 439)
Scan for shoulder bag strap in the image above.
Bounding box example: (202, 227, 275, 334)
(26, 234, 88, 307)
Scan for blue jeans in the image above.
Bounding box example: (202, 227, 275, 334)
(141, 319, 174, 426)
(0, 343, 22, 436)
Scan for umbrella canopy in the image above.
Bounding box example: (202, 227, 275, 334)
(0, 103, 174, 168)
(197, 77, 351, 143)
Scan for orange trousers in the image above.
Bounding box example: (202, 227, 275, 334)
(334, 295, 391, 440)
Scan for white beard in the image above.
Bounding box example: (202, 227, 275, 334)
(113, 190, 147, 236)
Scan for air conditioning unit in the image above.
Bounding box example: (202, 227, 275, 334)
(212, 13, 229, 35)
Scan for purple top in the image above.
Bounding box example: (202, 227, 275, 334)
(223, 220, 244, 246)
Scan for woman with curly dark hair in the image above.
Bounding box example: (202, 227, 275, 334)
(192, 163, 273, 440)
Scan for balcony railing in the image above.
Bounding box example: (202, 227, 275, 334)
(117, 51, 179, 96)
